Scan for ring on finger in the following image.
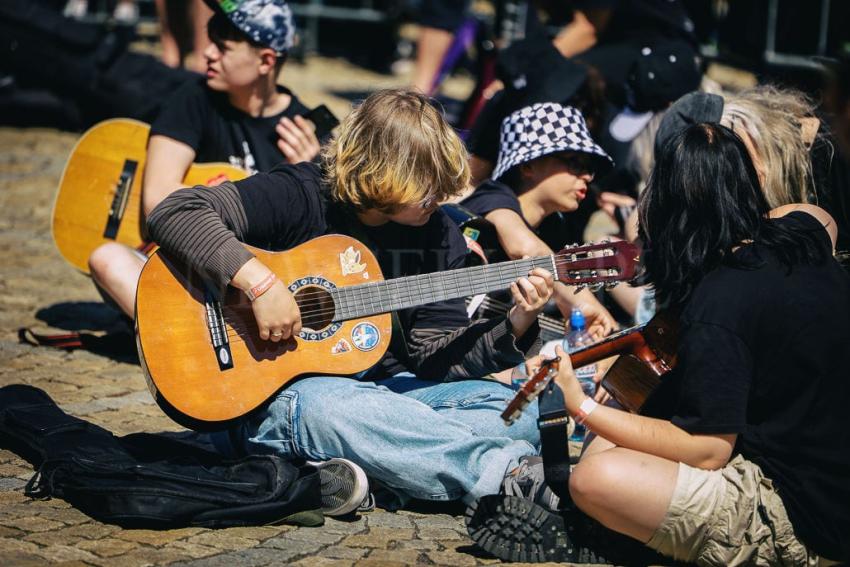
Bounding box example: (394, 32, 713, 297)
(271, 331, 283, 337)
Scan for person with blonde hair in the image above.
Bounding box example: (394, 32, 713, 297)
(147, 88, 555, 509)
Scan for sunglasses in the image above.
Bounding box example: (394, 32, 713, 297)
(552, 154, 597, 178)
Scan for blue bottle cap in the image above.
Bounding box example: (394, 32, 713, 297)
(569, 308, 586, 331)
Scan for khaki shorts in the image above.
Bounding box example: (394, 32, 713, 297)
(646, 455, 835, 567)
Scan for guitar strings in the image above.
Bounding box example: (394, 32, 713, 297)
(212, 255, 625, 337)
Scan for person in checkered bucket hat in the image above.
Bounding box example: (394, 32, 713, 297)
(492, 102, 613, 182)
(460, 102, 620, 338)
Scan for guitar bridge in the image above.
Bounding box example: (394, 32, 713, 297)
(204, 289, 233, 372)
(103, 159, 138, 239)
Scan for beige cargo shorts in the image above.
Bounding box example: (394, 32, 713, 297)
(646, 454, 837, 566)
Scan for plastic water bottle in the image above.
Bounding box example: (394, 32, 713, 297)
(564, 308, 597, 442)
(510, 361, 529, 390)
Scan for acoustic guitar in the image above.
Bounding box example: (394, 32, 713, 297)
(502, 310, 679, 425)
(52, 118, 248, 274)
(136, 235, 640, 429)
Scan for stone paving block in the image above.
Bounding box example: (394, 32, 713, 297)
(292, 557, 355, 567)
(0, 477, 27, 490)
(412, 513, 466, 529)
(186, 530, 261, 550)
(268, 527, 346, 544)
(356, 549, 424, 565)
(318, 545, 370, 560)
(0, 551, 46, 567)
(118, 527, 206, 547)
(0, 525, 24, 538)
(0, 515, 66, 532)
(395, 539, 439, 551)
(342, 528, 415, 549)
(76, 537, 141, 557)
(169, 540, 223, 559)
(214, 525, 286, 541)
(31, 544, 100, 563)
(34, 503, 91, 525)
(417, 527, 467, 540)
(322, 517, 369, 535)
(424, 549, 479, 566)
(24, 529, 86, 547)
(86, 547, 195, 567)
(0, 536, 42, 555)
(365, 513, 412, 529)
(260, 535, 326, 558)
(60, 522, 121, 539)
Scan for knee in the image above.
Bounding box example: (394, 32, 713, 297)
(569, 454, 621, 514)
(88, 242, 132, 282)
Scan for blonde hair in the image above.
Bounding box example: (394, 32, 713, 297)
(720, 85, 816, 207)
(323, 89, 470, 212)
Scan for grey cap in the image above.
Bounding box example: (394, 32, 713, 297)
(654, 92, 724, 157)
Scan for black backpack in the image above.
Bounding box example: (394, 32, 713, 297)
(0, 385, 323, 529)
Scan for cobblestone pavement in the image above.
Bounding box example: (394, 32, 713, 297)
(0, 58, 596, 566)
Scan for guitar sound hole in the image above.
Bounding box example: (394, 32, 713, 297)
(294, 286, 336, 332)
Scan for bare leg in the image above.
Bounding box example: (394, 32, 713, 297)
(155, 0, 181, 68)
(411, 27, 454, 95)
(569, 447, 678, 542)
(88, 243, 146, 318)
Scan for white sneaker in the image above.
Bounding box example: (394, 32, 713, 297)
(307, 458, 370, 517)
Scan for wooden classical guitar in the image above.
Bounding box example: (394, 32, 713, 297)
(52, 119, 247, 274)
(136, 235, 639, 429)
(502, 310, 679, 425)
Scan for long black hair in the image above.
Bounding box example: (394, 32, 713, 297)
(638, 122, 828, 307)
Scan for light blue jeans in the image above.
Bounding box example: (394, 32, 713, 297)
(219, 373, 540, 505)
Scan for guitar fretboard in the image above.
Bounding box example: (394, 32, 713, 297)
(329, 256, 555, 321)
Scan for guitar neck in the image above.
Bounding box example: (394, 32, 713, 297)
(568, 323, 647, 368)
(331, 256, 555, 321)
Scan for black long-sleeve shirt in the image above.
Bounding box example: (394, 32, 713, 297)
(147, 162, 540, 381)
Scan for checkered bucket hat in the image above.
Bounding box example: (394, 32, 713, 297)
(492, 103, 612, 181)
(205, 0, 296, 54)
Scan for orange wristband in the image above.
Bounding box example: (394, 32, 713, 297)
(246, 273, 277, 301)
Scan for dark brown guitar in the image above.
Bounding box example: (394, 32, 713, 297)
(501, 310, 679, 424)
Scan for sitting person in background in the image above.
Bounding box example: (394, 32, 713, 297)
(467, 122, 850, 565)
(147, 88, 553, 514)
(656, 86, 850, 253)
(88, 0, 321, 318)
(461, 102, 618, 339)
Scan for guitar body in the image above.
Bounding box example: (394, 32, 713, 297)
(136, 234, 392, 429)
(52, 118, 247, 274)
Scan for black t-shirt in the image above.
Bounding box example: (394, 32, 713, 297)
(234, 162, 478, 379)
(460, 180, 576, 262)
(642, 212, 850, 560)
(150, 77, 310, 173)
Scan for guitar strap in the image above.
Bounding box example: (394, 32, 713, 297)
(537, 380, 572, 506)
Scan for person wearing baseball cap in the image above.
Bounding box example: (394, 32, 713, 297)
(87, 0, 333, 404)
(461, 102, 619, 338)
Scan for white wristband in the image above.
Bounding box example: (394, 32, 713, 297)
(575, 397, 599, 424)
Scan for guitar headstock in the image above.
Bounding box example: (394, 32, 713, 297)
(554, 240, 639, 289)
(501, 357, 561, 426)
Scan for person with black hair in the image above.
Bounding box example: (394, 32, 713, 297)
(467, 122, 850, 565)
(88, 0, 321, 319)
